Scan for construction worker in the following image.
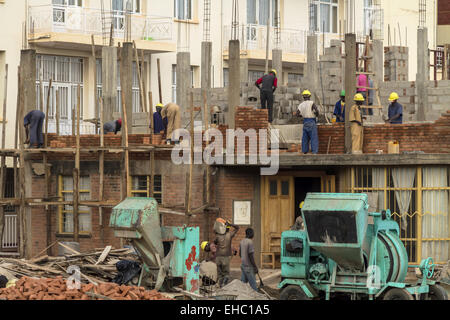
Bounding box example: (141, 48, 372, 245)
(201, 240, 217, 263)
(385, 92, 403, 124)
(152, 103, 166, 134)
(103, 118, 122, 135)
(255, 69, 278, 123)
(291, 201, 305, 231)
(294, 90, 320, 154)
(215, 220, 239, 287)
(333, 90, 346, 123)
(239, 228, 258, 292)
(160, 103, 181, 145)
(357, 68, 368, 100)
(24, 110, 45, 148)
(350, 93, 365, 154)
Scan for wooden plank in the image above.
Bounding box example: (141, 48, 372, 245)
(57, 241, 81, 255)
(44, 78, 52, 253)
(95, 245, 112, 265)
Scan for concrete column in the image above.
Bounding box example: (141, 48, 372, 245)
(272, 49, 283, 83)
(201, 42, 212, 91)
(20, 50, 36, 114)
(120, 42, 133, 134)
(228, 40, 241, 129)
(240, 59, 248, 83)
(344, 34, 356, 154)
(176, 51, 191, 123)
(417, 28, 429, 121)
(101, 46, 117, 123)
(372, 40, 384, 86)
(306, 35, 319, 91)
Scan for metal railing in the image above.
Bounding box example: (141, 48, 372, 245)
(2, 214, 18, 249)
(28, 5, 173, 41)
(223, 24, 307, 55)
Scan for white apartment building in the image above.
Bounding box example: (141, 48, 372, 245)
(0, 0, 439, 141)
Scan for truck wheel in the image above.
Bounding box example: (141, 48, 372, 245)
(383, 288, 414, 300)
(280, 285, 310, 300)
(421, 285, 448, 300)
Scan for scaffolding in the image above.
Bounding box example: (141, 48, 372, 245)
(419, 0, 427, 28)
(203, 0, 211, 43)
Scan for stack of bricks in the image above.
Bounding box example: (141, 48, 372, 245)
(0, 277, 172, 300)
(384, 46, 409, 82)
(234, 107, 269, 155)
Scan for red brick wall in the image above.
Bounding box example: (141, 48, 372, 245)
(318, 111, 450, 154)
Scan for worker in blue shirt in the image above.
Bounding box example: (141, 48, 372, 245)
(152, 103, 166, 134)
(24, 110, 45, 148)
(333, 90, 346, 123)
(385, 92, 403, 124)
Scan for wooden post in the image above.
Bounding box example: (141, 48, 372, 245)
(140, 49, 148, 115)
(148, 91, 154, 198)
(73, 85, 81, 242)
(55, 89, 60, 136)
(187, 92, 194, 214)
(149, 91, 154, 135)
(0, 64, 8, 244)
(133, 41, 146, 113)
(344, 33, 356, 154)
(14, 67, 20, 199)
(121, 88, 130, 198)
(99, 97, 105, 242)
(91, 35, 98, 132)
(18, 64, 26, 257)
(39, 67, 44, 112)
(72, 108, 75, 136)
(44, 78, 52, 252)
(157, 58, 162, 104)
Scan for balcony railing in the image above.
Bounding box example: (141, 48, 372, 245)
(223, 24, 307, 55)
(28, 5, 173, 42)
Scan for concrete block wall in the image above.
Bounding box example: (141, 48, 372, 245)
(384, 46, 409, 82)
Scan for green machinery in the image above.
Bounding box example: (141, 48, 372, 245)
(109, 197, 200, 294)
(279, 193, 448, 300)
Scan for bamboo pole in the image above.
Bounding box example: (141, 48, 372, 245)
(73, 85, 81, 242)
(133, 41, 146, 113)
(55, 89, 60, 135)
(91, 35, 98, 132)
(157, 58, 162, 104)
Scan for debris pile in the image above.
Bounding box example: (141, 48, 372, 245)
(0, 246, 139, 284)
(0, 276, 172, 300)
(215, 279, 269, 300)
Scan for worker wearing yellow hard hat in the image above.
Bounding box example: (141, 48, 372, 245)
(201, 240, 217, 263)
(385, 92, 403, 124)
(255, 69, 278, 123)
(349, 93, 365, 154)
(293, 89, 320, 154)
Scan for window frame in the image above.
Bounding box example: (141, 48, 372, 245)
(247, 0, 279, 26)
(131, 175, 163, 204)
(174, 0, 193, 21)
(58, 175, 91, 235)
(309, 0, 338, 34)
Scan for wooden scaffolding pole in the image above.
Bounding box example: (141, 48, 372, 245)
(0, 64, 8, 244)
(203, 90, 210, 204)
(55, 89, 60, 136)
(121, 87, 131, 198)
(140, 49, 148, 117)
(14, 67, 20, 200)
(157, 58, 162, 104)
(91, 35, 99, 132)
(99, 97, 105, 244)
(148, 91, 154, 198)
(133, 41, 146, 113)
(186, 92, 194, 216)
(73, 85, 81, 242)
(18, 64, 26, 257)
(44, 79, 52, 252)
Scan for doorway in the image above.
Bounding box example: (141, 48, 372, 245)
(294, 177, 321, 220)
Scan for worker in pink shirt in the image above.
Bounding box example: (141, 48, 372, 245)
(357, 69, 368, 101)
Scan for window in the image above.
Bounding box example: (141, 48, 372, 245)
(52, 0, 82, 6)
(269, 180, 277, 196)
(281, 181, 289, 196)
(35, 55, 84, 121)
(309, 0, 338, 33)
(288, 73, 303, 84)
(248, 70, 264, 82)
(58, 175, 91, 234)
(174, 0, 192, 20)
(247, 0, 279, 26)
(131, 175, 163, 204)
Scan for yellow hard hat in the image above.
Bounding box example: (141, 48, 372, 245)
(201, 241, 209, 251)
(389, 92, 399, 101)
(156, 103, 164, 108)
(300, 201, 305, 209)
(302, 90, 311, 96)
(270, 69, 277, 76)
(354, 93, 365, 102)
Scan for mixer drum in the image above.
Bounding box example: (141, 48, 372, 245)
(375, 231, 409, 284)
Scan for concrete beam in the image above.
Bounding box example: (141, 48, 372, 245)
(102, 46, 117, 123)
(228, 40, 241, 129)
(120, 42, 133, 134)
